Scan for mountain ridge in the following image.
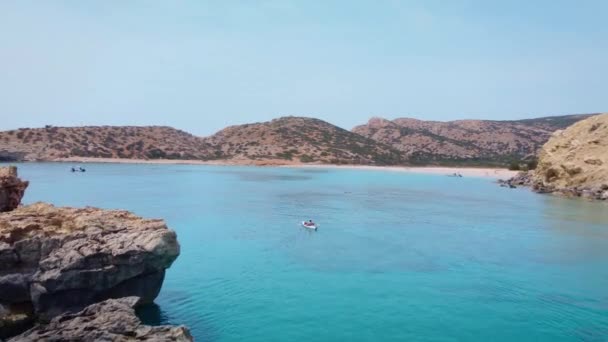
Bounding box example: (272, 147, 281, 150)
(352, 113, 598, 165)
(0, 113, 600, 166)
(0, 117, 404, 165)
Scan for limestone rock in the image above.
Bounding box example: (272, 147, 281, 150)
(0, 203, 180, 337)
(9, 297, 192, 341)
(532, 113, 608, 198)
(0, 166, 29, 212)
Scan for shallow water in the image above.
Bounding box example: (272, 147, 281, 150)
(10, 163, 608, 341)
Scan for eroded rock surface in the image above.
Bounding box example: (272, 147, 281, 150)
(501, 114, 608, 200)
(9, 296, 192, 341)
(0, 203, 180, 337)
(531, 113, 608, 200)
(0, 166, 28, 212)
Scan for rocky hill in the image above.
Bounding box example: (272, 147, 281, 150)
(532, 113, 608, 199)
(0, 114, 599, 166)
(204, 116, 403, 165)
(0, 125, 215, 162)
(0, 118, 403, 165)
(352, 114, 596, 165)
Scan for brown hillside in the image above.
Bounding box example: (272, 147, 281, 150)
(352, 114, 596, 165)
(0, 113, 598, 166)
(0, 126, 215, 161)
(204, 117, 403, 165)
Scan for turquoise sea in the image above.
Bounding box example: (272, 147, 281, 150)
(10, 163, 608, 341)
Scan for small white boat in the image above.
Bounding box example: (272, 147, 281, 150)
(301, 221, 317, 230)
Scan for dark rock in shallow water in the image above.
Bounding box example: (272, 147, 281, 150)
(9, 297, 193, 341)
(500, 170, 608, 201)
(0, 203, 180, 338)
(0, 166, 28, 213)
(580, 189, 596, 199)
(532, 182, 555, 194)
(498, 171, 533, 189)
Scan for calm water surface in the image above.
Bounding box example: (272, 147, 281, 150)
(10, 163, 608, 341)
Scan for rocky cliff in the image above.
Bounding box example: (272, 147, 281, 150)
(9, 297, 192, 341)
(0, 167, 28, 212)
(531, 113, 608, 199)
(0, 201, 181, 338)
(352, 114, 596, 165)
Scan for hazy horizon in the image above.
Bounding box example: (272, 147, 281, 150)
(1, 1, 607, 135)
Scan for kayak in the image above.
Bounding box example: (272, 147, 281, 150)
(301, 221, 317, 230)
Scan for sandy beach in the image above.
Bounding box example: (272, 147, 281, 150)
(52, 157, 517, 179)
(282, 164, 518, 179)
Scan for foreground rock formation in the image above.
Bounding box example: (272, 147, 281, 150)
(533, 113, 607, 191)
(9, 296, 192, 341)
(0, 166, 28, 212)
(0, 202, 180, 338)
(501, 114, 608, 200)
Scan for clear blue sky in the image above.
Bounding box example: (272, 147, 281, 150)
(1, 1, 606, 136)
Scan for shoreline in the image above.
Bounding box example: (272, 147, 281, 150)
(280, 164, 517, 179)
(13, 157, 517, 179)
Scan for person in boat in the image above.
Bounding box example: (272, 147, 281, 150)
(305, 219, 315, 226)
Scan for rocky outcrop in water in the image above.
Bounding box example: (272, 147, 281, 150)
(0, 202, 180, 338)
(9, 296, 193, 341)
(0, 166, 28, 212)
(498, 171, 533, 189)
(501, 114, 608, 200)
(531, 113, 608, 200)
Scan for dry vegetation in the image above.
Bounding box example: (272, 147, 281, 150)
(203, 117, 404, 165)
(352, 114, 596, 166)
(0, 126, 215, 161)
(0, 114, 596, 166)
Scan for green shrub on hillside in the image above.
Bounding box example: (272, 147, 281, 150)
(299, 154, 314, 163)
(275, 151, 293, 160)
(526, 159, 538, 170)
(508, 161, 520, 171)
